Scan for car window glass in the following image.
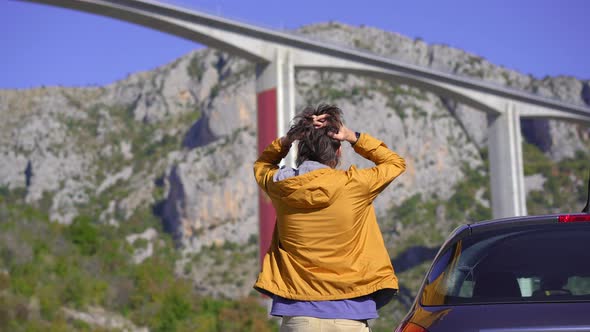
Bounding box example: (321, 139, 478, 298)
(567, 277, 590, 295)
(428, 250, 451, 284)
(420, 223, 590, 306)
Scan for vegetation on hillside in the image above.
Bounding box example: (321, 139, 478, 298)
(523, 143, 589, 215)
(0, 187, 277, 332)
(2, 134, 587, 331)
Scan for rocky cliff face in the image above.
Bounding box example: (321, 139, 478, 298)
(1, 22, 588, 300)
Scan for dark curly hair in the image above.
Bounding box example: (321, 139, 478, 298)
(287, 104, 344, 168)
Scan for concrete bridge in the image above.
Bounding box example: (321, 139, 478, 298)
(21, 0, 590, 263)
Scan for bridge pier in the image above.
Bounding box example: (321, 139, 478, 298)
(255, 49, 295, 265)
(488, 101, 527, 218)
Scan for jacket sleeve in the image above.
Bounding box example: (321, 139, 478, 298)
(253, 138, 291, 193)
(352, 133, 406, 201)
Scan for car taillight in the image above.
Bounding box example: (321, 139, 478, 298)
(395, 322, 428, 332)
(558, 214, 590, 223)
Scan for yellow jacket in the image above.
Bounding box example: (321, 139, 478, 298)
(253, 133, 406, 302)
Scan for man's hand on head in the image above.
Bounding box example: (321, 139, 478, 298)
(283, 113, 357, 146)
(328, 125, 357, 144)
(310, 114, 329, 129)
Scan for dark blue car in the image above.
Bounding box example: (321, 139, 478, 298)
(395, 212, 590, 332)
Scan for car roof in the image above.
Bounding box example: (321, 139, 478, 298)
(440, 213, 590, 252)
(468, 213, 561, 234)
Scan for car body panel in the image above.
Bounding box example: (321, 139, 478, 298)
(410, 303, 590, 332)
(397, 213, 590, 332)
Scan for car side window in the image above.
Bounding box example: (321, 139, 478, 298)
(517, 277, 536, 297)
(566, 277, 590, 295)
(427, 250, 451, 284)
(458, 280, 474, 297)
(421, 223, 590, 306)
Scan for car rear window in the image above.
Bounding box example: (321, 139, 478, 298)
(421, 222, 590, 306)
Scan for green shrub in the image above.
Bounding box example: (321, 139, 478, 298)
(66, 216, 99, 256)
(154, 291, 192, 332)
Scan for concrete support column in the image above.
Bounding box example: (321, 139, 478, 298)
(487, 101, 527, 218)
(255, 48, 295, 266)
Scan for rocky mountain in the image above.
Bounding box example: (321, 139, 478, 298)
(1, 21, 589, 329)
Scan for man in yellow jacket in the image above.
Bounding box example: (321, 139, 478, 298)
(253, 104, 406, 331)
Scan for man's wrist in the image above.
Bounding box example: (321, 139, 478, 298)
(349, 131, 361, 146)
(280, 136, 293, 148)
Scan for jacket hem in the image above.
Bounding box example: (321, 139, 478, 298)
(253, 282, 397, 302)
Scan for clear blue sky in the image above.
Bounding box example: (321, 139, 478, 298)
(1, 0, 588, 89)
